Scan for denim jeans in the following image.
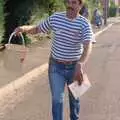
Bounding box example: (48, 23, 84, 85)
(48, 58, 80, 120)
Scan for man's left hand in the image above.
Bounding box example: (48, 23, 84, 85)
(73, 62, 84, 85)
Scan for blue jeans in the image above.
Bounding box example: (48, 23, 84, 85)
(48, 58, 80, 120)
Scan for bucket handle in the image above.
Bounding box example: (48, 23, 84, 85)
(8, 32, 25, 45)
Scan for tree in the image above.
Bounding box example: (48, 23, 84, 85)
(1, 0, 65, 44)
(2, 0, 35, 44)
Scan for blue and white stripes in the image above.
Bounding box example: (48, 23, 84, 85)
(38, 12, 93, 61)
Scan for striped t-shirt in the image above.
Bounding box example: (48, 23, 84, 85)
(38, 12, 93, 61)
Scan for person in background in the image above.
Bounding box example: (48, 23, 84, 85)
(80, 4, 96, 44)
(79, 4, 89, 19)
(93, 8, 102, 28)
(14, 0, 93, 120)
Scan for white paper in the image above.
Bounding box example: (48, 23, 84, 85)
(68, 73, 91, 99)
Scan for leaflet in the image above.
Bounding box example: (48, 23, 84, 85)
(68, 73, 91, 99)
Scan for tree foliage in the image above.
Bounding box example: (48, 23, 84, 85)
(2, 0, 65, 44)
(109, 0, 117, 17)
(84, 0, 103, 21)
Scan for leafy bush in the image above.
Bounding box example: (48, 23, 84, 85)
(1, 0, 65, 44)
(109, 0, 117, 17)
(109, 7, 117, 17)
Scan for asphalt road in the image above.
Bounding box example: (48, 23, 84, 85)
(81, 23, 120, 120)
(0, 22, 120, 120)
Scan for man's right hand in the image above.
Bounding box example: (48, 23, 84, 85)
(73, 62, 84, 85)
(14, 27, 24, 36)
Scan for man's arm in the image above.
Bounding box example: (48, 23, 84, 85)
(14, 25, 42, 35)
(79, 41, 92, 64)
(74, 41, 92, 85)
(14, 14, 52, 35)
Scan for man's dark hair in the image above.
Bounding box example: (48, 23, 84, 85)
(78, 0, 83, 4)
(79, 5, 85, 15)
(64, 0, 83, 5)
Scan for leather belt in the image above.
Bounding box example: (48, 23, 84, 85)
(51, 57, 77, 65)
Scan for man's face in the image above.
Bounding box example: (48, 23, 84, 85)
(65, 0, 81, 14)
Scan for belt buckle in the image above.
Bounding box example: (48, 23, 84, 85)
(52, 57, 76, 65)
(59, 60, 72, 64)
(66, 61, 72, 64)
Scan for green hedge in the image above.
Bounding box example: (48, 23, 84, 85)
(109, 6, 117, 17)
(109, 0, 117, 17)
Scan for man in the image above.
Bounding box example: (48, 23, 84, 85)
(14, 0, 93, 119)
(93, 8, 102, 28)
